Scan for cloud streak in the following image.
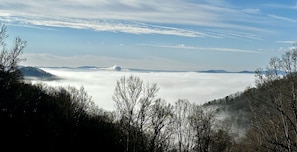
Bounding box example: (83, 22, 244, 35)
(138, 44, 262, 53)
(268, 14, 296, 23)
(0, 0, 269, 39)
(276, 40, 297, 44)
(242, 8, 261, 14)
(0, 14, 209, 37)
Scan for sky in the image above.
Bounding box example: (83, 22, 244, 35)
(1, 0, 297, 71)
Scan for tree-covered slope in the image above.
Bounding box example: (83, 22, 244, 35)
(0, 70, 127, 152)
(19, 66, 58, 80)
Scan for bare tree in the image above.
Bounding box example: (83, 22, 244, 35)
(112, 75, 234, 151)
(173, 99, 196, 152)
(0, 24, 26, 73)
(137, 81, 159, 147)
(66, 86, 98, 116)
(190, 105, 216, 152)
(248, 42, 297, 152)
(149, 98, 174, 152)
(112, 75, 159, 152)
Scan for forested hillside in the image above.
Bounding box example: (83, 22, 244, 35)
(19, 66, 58, 80)
(205, 45, 297, 151)
(0, 25, 127, 152)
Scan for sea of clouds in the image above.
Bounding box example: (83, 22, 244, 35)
(33, 68, 255, 111)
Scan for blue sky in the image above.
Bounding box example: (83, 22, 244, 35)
(1, 0, 297, 71)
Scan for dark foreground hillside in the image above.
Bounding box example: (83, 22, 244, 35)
(0, 70, 126, 152)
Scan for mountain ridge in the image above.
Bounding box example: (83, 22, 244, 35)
(34, 66, 255, 74)
(19, 66, 58, 80)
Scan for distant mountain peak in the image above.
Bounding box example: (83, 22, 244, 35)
(199, 70, 228, 73)
(19, 66, 58, 80)
(198, 69, 254, 74)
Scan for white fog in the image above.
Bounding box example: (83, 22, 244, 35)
(32, 68, 255, 111)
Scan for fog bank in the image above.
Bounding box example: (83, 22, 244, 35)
(33, 68, 255, 111)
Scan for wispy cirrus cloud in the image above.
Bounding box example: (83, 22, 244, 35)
(138, 43, 262, 53)
(2, 15, 206, 37)
(276, 40, 297, 44)
(264, 2, 297, 10)
(242, 8, 261, 14)
(0, 0, 269, 39)
(268, 14, 296, 23)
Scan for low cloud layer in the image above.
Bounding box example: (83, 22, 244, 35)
(33, 68, 255, 111)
